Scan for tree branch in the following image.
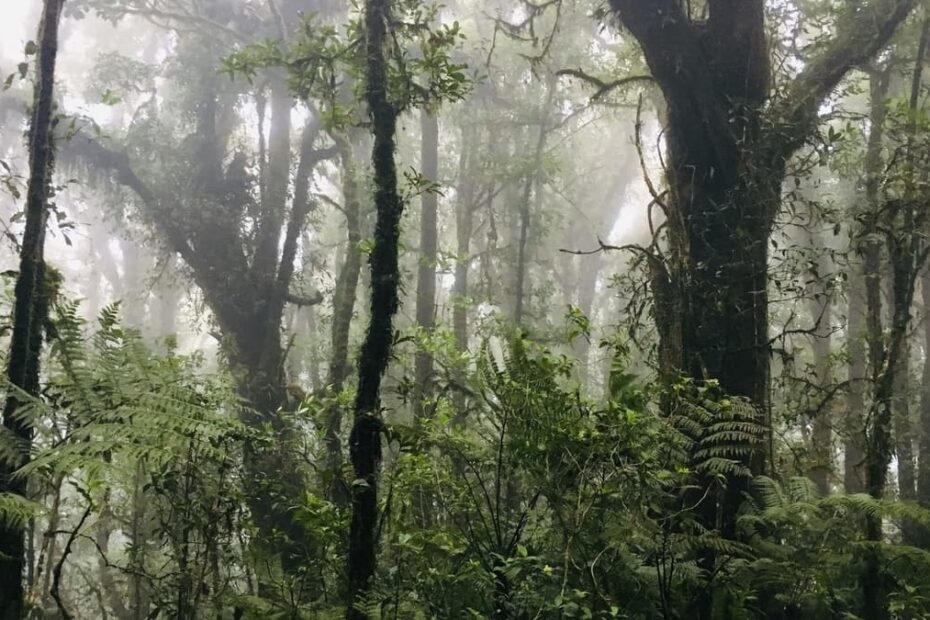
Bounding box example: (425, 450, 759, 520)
(285, 291, 324, 306)
(58, 126, 197, 266)
(771, 0, 917, 156)
(555, 68, 653, 101)
(273, 116, 338, 315)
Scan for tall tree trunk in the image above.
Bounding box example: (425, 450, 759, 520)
(412, 111, 439, 524)
(894, 343, 916, 502)
(860, 65, 893, 620)
(0, 1, 64, 615)
(413, 110, 439, 420)
(917, 273, 930, 505)
(347, 0, 402, 612)
(807, 230, 834, 495)
(451, 123, 477, 418)
(862, 224, 920, 620)
(862, 16, 929, 607)
(608, 2, 914, 617)
(323, 133, 363, 507)
(514, 84, 553, 327)
(846, 261, 868, 493)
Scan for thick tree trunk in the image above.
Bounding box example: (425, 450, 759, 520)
(608, 2, 914, 617)
(0, 1, 64, 616)
(347, 0, 402, 612)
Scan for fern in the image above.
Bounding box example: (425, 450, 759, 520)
(0, 303, 253, 616)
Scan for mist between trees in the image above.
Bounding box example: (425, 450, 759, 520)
(3, 0, 930, 618)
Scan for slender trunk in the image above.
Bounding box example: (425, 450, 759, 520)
(918, 273, 930, 506)
(412, 111, 439, 525)
(323, 134, 363, 507)
(807, 239, 834, 495)
(862, 21, 928, 610)
(514, 85, 553, 327)
(120, 238, 146, 328)
(154, 259, 180, 343)
(846, 261, 868, 493)
(0, 1, 64, 615)
(894, 344, 916, 501)
(305, 305, 323, 392)
(129, 466, 150, 620)
(347, 0, 402, 612)
(452, 124, 477, 416)
(863, 229, 919, 620)
(96, 499, 131, 619)
(451, 134, 474, 345)
(413, 110, 439, 421)
(31, 472, 63, 608)
(860, 65, 893, 620)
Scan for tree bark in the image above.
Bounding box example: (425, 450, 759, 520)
(347, 0, 402, 612)
(0, 1, 64, 615)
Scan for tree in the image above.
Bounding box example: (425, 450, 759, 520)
(346, 0, 402, 612)
(413, 110, 439, 422)
(56, 0, 341, 574)
(607, 0, 915, 615)
(0, 0, 65, 615)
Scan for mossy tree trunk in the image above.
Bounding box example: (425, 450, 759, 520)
(608, 1, 914, 616)
(347, 0, 402, 612)
(0, 0, 65, 616)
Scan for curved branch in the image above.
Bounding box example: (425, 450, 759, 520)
(771, 0, 917, 156)
(555, 68, 653, 101)
(58, 127, 196, 265)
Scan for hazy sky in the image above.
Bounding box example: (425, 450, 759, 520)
(2, 2, 35, 67)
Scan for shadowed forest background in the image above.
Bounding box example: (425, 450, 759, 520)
(5, 0, 930, 618)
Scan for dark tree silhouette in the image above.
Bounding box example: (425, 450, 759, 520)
(0, 0, 65, 615)
(346, 0, 402, 612)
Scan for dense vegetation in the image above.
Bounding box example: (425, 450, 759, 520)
(5, 0, 930, 618)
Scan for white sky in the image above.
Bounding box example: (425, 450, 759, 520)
(1, 1, 36, 67)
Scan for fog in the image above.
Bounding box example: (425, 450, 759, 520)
(0, 0, 924, 618)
